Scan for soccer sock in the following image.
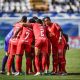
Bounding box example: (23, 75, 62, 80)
(52, 55, 58, 72)
(26, 57, 31, 74)
(30, 59, 33, 72)
(59, 63, 61, 72)
(16, 55, 22, 72)
(42, 54, 46, 72)
(53, 62, 58, 73)
(33, 59, 37, 73)
(39, 54, 42, 71)
(7, 55, 14, 72)
(35, 55, 40, 72)
(61, 59, 66, 72)
(2, 55, 8, 71)
(45, 55, 50, 71)
(12, 58, 16, 72)
(39, 60, 42, 72)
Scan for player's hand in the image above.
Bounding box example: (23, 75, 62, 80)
(6, 52, 9, 56)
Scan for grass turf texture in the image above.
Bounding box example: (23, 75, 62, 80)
(0, 48, 80, 80)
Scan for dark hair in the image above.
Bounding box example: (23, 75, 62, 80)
(32, 16, 38, 22)
(33, 16, 38, 19)
(36, 19, 43, 24)
(21, 16, 27, 22)
(29, 18, 36, 23)
(43, 16, 51, 21)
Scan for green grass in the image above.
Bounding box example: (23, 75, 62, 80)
(0, 48, 80, 80)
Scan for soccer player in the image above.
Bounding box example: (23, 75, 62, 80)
(15, 17, 34, 75)
(33, 19, 48, 76)
(0, 29, 16, 74)
(7, 16, 27, 75)
(58, 33, 69, 75)
(45, 39, 51, 74)
(43, 16, 62, 74)
(43, 20, 51, 74)
(28, 18, 36, 74)
(21, 18, 48, 75)
(58, 34, 67, 75)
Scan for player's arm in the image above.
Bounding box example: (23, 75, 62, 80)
(12, 27, 22, 38)
(56, 23, 63, 43)
(57, 25, 63, 43)
(66, 35, 69, 50)
(22, 23, 33, 29)
(63, 33, 69, 50)
(67, 44, 69, 50)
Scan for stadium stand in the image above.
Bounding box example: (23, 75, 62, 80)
(0, 0, 80, 13)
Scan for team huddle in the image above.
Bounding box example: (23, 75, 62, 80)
(0, 16, 69, 76)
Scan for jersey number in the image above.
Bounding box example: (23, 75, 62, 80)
(40, 29, 44, 37)
(25, 32, 30, 39)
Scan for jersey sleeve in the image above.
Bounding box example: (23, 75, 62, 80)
(55, 23, 62, 31)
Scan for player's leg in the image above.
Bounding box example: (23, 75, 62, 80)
(30, 46, 35, 73)
(58, 44, 63, 73)
(0, 55, 8, 74)
(34, 39, 41, 76)
(45, 54, 50, 74)
(0, 36, 10, 74)
(41, 39, 48, 73)
(58, 44, 67, 75)
(45, 40, 51, 74)
(11, 58, 16, 74)
(7, 55, 15, 75)
(51, 45, 58, 74)
(25, 44, 32, 74)
(7, 42, 16, 75)
(31, 47, 37, 73)
(39, 53, 42, 72)
(41, 52, 46, 73)
(15, 55, 23, 73)
(34, 46, 40, 76)
(33, 57, 37, 73)
(61, 49, 67, 75)
(15, 41, 24, 75)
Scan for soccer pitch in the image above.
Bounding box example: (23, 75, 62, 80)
(0, 48, 80, 80)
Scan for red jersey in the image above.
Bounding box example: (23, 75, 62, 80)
(20, 26, 33, 45)
(33, 23, 47, 39)
(47, 23, 61, 39)
(13, 22, 23, 38)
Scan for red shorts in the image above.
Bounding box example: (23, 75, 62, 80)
(16, 39, 32, 55)
(8, 38, 18, 55)
(35, 37, 48, 54)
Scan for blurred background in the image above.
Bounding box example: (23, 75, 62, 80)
(0, 0, 80, 13)
(0, 0, 80, 49)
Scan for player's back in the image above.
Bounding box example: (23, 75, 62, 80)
(33, 23, 47, 39)
(47, 23, 61, 39)
(13, 22, 23, 38)
(20, 26, 33, 42)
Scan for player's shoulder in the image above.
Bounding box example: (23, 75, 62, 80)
(32, 23, 39, 27)
(13, 22, 20, 27)
(53, 22, 61, 29)
(52, 22, 59, 26)
(33, 23, 38, 25)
